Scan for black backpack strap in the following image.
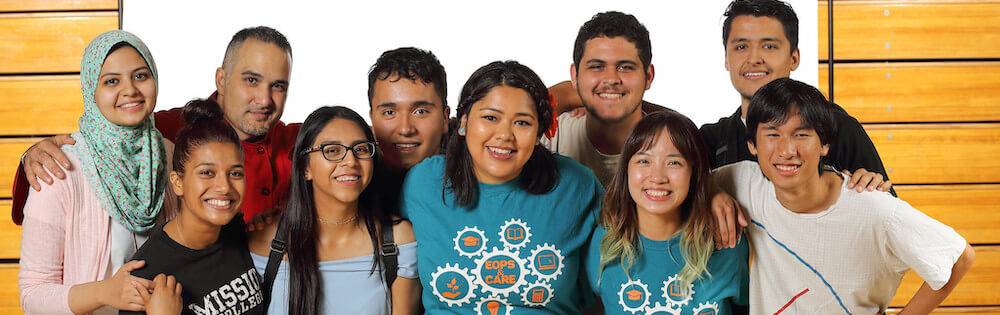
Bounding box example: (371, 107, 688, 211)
(261, 219, 288, 310)
(380, 219, 399, 287)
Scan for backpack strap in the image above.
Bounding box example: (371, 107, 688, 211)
(380, 219, 399, 287)
(261, 218, 288, 310)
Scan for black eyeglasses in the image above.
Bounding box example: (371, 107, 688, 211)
(302, 142, 378, 162)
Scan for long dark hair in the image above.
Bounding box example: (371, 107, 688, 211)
(280, 106, 392, 315)
(444, 60, 557, 207)
(599, 109, 715, 287)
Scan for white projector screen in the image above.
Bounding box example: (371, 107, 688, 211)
(123, 0, 818, 126)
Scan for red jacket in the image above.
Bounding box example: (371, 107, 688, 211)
(11, 96, 300, 224)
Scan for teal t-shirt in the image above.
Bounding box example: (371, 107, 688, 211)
(402, 154, 603, 314)
(586, 227, 749, 315)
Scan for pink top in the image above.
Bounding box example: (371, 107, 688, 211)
(18, 139, 174, 314)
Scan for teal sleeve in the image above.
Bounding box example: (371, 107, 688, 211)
(582, 168, 605, 307)
(578, 230, 605, 312)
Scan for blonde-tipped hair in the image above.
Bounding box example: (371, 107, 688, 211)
(598, 109, 717, 288)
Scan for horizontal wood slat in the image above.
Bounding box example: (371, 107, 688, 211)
(0, 75, 82, 135)
(895, 185, 1000, 245)
(0, 138, 40, 199)
(0, 0, 116, 12)
(0, 12, 118, 74)
(0, 200, 21, 259)
(0, 263, 22, 314)
(893, 246, 1000, 307)
(819, 1, 1000, 60)
(819, 62, 1000, 123)
(865, 124, 1000, 184)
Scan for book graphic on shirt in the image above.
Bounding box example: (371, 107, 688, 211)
(430, 219, 566, 314)
(616, 275, 719, 315)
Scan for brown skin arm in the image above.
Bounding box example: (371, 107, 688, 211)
(21, 134, 75, 191)
(898, 244, 976, 314)
(549, 81, 583, 115)
(390, 220, 420, 315)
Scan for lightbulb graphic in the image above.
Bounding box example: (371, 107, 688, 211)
(487, 301, 500, 315)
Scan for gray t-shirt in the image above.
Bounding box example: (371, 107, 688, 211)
(713, 161, 966, 314)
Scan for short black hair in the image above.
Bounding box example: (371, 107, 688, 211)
(222, 26, 292, 70)
(445, 61, 557, 207)
(573, 11, 652, 74)
(367, 47, 448, 112)
(746, 78, 837, 148)
(722, 0, 799, 51)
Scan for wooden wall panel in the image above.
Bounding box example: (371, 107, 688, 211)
(865, 124, 1000, 184)
(819, 62, 1000, 123)
(892, 246, 1000, 307)
(0, 200, 21, 259)
(0, 263, 22, 314)
(0, 0, 116, 12)
(0, 75, 82, 135)
(895, 185, 1000, 245)
(819, 1, 1000, 60)
(0, 139, 40, 199)
(0, 12, 118, 74)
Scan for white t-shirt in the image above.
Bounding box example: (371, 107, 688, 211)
(540, 112, 619, 185)
(713, 161, 966, 314)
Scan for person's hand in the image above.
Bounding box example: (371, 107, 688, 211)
(100, 260, 154, 311)
(710, 191, 747, 249)
(246, 208, 278, 232)
(22, 134, 75, 191)
(137, 274, 183, 315)
(844, 168, 892, 192)
(567, 107, 587, 118)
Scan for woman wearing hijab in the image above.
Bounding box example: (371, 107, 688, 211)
(18, 30, 173, 315)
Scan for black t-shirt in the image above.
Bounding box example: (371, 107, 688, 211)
(124, 217, 264, 315)
(700, 104, 896, 196)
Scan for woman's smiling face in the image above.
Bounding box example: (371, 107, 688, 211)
(304, 118, 376, 207)
(461, 85, 539, 184)
(170, 141, 245, 227)
(94, 45, 157, 127)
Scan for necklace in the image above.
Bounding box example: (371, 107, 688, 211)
(317, 214, 358, 225)
(174, 219, 190, 247)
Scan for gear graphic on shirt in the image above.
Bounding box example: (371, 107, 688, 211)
(471, 247, 530, 297)
(520, 281, 554, 307)
(453, 226, 489, 258)
(693, 301, 719, 315)
(497, 218, 532, 251)
(430, 263, 478, 307)
(475, 295, 513, 315)
(661, 274, 694, 308)
(617, 279, 651, 314)
(527, 243, 564, 282)
(645, 302, 682, 315)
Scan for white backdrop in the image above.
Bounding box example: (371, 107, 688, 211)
(123, 1, 817, 126)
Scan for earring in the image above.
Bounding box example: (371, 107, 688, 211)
(458, 127, 466, 136)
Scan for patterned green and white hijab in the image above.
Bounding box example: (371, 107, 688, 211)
(66, 30, 166, 233)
